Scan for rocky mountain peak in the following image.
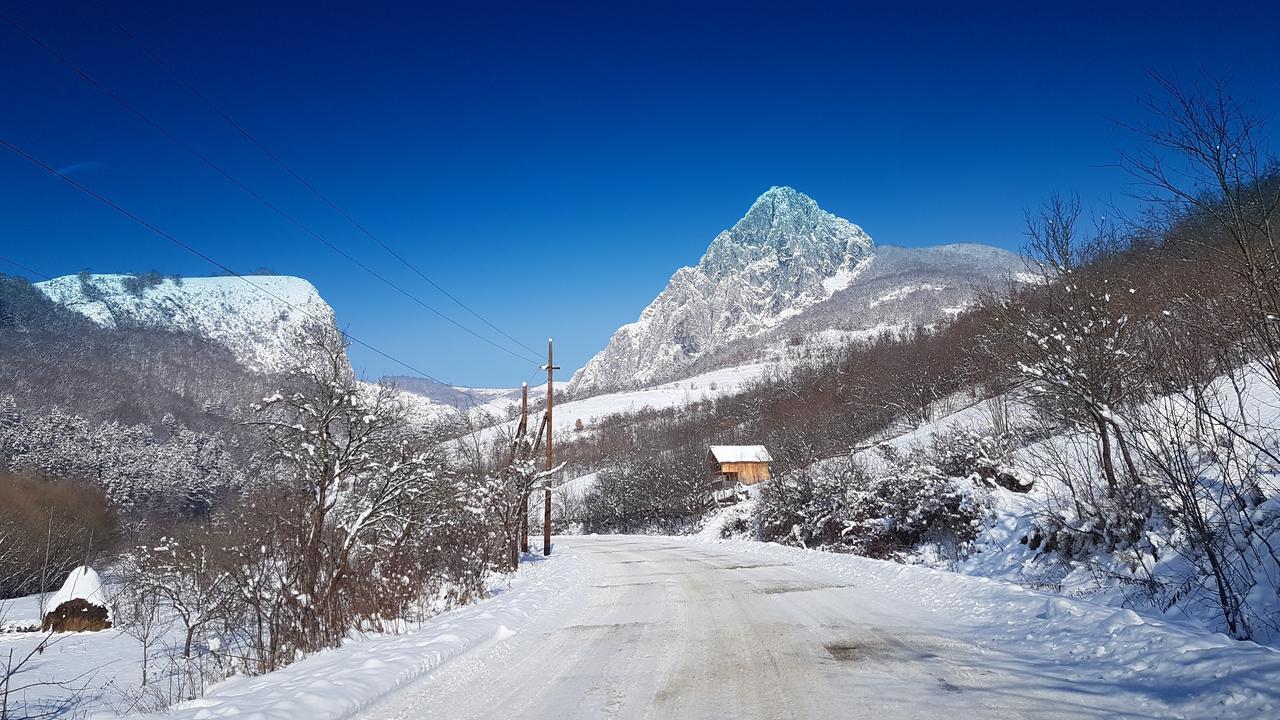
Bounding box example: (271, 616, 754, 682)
(731, 186, 824, 241)
(699, 187, 873, 282)
(569, 187, 876, 395)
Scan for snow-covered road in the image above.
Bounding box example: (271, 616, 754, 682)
(361, 535, 1279, 719)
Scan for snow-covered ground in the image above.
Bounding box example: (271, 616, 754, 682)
(9, 535, 1278, 719)
(460, 362, 777, 448)
(0, 556, 580, 720)
(0, 590, 146, 717)
(359, 536, 1280, 719)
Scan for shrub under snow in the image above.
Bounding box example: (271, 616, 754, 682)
(756, 452, 988, 559)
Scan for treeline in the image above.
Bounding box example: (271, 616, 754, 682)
(0, 403, 241, 597)
(554, 314, 998, 501)
(0, 279, 265, 599)
(548, 320, 994, 532)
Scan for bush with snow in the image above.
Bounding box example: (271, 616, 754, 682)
(580, 451, 713, 533)
(928, 428, 1028, 492)
(757, 454, 987, 559)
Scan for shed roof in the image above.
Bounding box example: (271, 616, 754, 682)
(709, 445, 772, 463)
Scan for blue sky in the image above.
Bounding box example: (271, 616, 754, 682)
(2, 1, 1278, 386)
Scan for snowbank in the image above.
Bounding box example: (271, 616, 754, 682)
(104, 550, 582, 720)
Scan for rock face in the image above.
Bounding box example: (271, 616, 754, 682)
(36, 274, 338, 373)
(569, 187, 1025, 395)
(569, 187, 875, 394)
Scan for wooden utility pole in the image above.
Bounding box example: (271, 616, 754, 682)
(519, 382, 530, 555)
(543, 338, 559, 556)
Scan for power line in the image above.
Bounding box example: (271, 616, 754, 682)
(0, 135, 497, 406)
(0, 254, 53, 280)
(0, 9, 545, 366)
(85, 0, 545, 361)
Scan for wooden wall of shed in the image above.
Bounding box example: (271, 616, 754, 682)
(718, 461, 771, 485)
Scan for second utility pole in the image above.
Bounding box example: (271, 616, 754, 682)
(519, 382, 530, 555)
(543, 337, 559, 556)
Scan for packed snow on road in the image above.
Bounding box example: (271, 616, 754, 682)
(9, 535, 1273, 720)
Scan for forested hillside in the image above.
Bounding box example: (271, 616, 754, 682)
(0, 274, 270, 430)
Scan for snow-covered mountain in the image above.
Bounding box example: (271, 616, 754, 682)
(569, 187, 1023, 395)
(570, 187, 873, 394)
(383, 375, 522, 411)
(32, 273, 517, 425)
(36, 273, 336, 373)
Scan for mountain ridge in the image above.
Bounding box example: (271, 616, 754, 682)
(36, 273, 336, 374)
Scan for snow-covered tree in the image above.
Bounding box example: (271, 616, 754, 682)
(245, 321, 473, 652)
(993, 195, 1153, 496)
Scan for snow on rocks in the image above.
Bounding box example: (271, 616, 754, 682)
(568, 186, 874, 395)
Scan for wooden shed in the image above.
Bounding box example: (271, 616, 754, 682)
(708, 445, 772, 487)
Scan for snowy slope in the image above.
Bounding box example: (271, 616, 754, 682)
(464, 363, 776, 449)
(812, 366, 1280, 647)
(36, 274, 336, 373)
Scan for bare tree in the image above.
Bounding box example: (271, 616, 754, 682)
(989, 196, 1152, 496)
(115, 582, 169, 687)
(1121, 71, 1280, 387)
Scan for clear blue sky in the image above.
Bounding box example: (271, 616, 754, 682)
(2, 1, 1277, 386)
